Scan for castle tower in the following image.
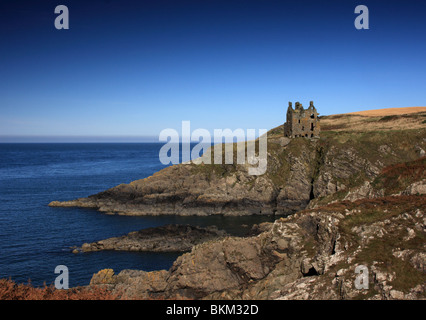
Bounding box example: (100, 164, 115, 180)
(284, 101, 320, 138)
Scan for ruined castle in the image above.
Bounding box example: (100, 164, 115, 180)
(284, 101, 320, 138)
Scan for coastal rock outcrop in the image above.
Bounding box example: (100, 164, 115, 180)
(89, 194, 426, 300)
(75, 224, 228, 253)
(80, 113, 426, 300)
(49, 127, 426, 217)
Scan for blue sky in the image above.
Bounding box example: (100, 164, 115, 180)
(0, 0, 425, 141)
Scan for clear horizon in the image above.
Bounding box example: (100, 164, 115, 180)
(1, 0, 426, 142)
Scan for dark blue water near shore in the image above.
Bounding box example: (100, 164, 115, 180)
(0, 143, 275, 287)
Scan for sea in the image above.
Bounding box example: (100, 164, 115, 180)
(0, 143, 275, 287)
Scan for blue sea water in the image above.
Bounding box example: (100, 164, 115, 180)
(0, 143, 275, 287)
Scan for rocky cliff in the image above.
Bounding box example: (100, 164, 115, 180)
(49, 112, 426, 217)
(88, 156, 425, 299)
(51, 110, 426, 300)
(89, 191, 425, 300)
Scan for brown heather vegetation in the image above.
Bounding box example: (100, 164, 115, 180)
(0, 278, 190, 300)
(372, 156, 426, 195)
(0, 279, 120, 300)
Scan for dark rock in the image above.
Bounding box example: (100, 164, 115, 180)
(78, 224, 228, 253)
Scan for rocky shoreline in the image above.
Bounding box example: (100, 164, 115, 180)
(85, 156, 426, 300)
(72, 224, 228, 253)
(47, 113, 426, 299)
(49, 127, 426, 218)
(88, 195, 426, 300)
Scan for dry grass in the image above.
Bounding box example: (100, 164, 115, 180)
(346, 107, 426, 117)
(274, 107, 425, 134)
(320, 110, 426, 132)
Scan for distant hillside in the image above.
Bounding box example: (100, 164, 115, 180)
(317, 107, 426, 132)
(346, 107, 426, 116)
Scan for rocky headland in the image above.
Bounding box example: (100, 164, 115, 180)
(49, 111, 426, 218)
(50, 109, 426, 300)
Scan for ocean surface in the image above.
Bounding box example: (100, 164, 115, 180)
(0, 143, 275, 287)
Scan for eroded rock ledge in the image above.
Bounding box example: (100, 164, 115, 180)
(73, 224, 228, 253)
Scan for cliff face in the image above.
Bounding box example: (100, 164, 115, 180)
(89, 193, 425, 300)
(72, 111, 426, 300)
(88, 157, 425, 299)
(49, 121, 426, 217)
